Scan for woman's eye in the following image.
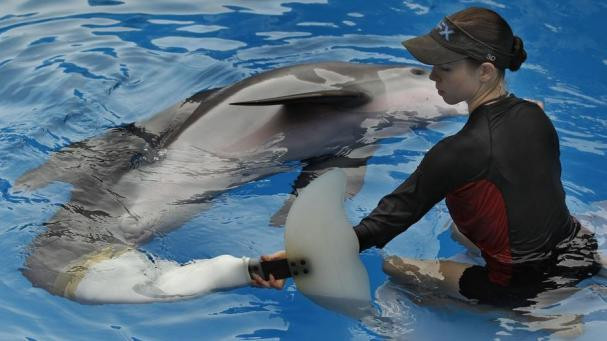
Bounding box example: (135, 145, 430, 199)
(439, 66, 451, 72)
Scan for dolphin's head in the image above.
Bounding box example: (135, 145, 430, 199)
(356, 65, 468, 121)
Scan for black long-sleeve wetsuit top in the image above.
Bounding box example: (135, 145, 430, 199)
(354, 95, 579, 286)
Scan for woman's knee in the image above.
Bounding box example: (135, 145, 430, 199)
(382, 256, 471, 300)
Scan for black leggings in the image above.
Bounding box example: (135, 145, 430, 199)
(459, 228, 601, 308)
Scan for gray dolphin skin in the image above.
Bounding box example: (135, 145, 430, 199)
(15, 61, 465, 303)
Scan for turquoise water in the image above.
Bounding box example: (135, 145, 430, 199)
(1, 0, 607, 339)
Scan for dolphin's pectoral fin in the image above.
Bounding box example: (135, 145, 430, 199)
(269, 153, 372, 227)
(298, 151, 375, 199)
(230, 89, 370, 107)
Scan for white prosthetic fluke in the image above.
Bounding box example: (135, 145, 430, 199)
(250, 169, 372, 317)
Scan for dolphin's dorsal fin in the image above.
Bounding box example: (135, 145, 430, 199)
(230, 89, 370, 107)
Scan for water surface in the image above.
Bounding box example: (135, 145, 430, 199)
(1, 0, 606, 339)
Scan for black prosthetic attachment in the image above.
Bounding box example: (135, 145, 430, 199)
(248, 258, 311, 280)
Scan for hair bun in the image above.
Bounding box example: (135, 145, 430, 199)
(509, 36, 527, 71)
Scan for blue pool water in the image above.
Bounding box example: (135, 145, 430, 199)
(1, 0, 607, 339)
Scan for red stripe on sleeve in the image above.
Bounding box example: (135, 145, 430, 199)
(446, 180, 512, 286)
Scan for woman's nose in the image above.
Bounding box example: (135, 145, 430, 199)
(429, 67, 438, 81)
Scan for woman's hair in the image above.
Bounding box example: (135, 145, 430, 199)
(450, 7, 527, 72)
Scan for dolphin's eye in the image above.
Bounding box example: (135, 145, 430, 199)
(410, 68, 425, 76)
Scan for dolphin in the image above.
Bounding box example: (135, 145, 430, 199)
(14, 61, 466, 303)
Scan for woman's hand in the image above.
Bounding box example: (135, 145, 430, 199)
(250, 250, 287, 290)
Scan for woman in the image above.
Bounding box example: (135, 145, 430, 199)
(253, 7, 601, 308)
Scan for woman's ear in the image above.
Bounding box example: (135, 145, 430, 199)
(478, 62, 497, 83)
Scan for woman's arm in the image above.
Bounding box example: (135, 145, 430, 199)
(354, 128, 489, 251)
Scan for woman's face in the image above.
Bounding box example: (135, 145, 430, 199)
(429, 59, 481, 105)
